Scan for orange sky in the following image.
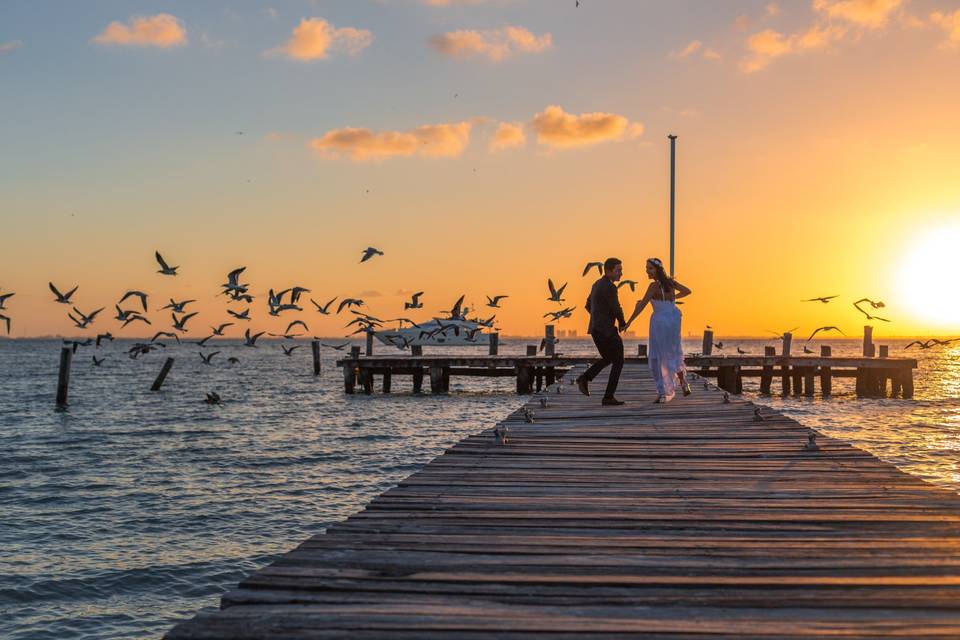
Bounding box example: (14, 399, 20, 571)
(2, 1, 959, 339)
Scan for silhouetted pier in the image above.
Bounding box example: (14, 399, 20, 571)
(166, 362, 956, 639)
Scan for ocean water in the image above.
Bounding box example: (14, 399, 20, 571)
(1, 336, 958, 639)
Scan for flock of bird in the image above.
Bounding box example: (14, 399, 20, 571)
(1, 254, 956, 378)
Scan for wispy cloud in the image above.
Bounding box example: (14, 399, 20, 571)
(931, 9, 960, 49)
(740, 0, 905, 72)
(671, 39, 721, 61)
(489, 122, 526, 151)
(92, 14, 187, 48)
(0, 40, 23, 54)
(531, 105, 643, 150)
(310, 121, 472, 161)
(267, 17, 372, 61)
(430, 26, 551, 61)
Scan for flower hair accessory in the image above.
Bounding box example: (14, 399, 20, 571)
(647, 258, 664, 268)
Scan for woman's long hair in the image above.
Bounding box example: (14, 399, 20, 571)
(647, 258, 674, 299)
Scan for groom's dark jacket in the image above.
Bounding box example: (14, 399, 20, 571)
(585, 277, 626, 337)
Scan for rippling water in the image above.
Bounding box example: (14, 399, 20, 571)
(1, 336, 958, 639)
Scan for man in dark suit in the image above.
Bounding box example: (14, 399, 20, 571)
(576, 257, 626, 405)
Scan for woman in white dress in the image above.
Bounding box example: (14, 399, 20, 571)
(623, 258, 692, 403)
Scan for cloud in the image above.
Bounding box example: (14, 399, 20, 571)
(310, 121, 472, 161)
(531, 105, 643, 150)
(812, 0, 903, 28)
(0, 40, 22, 54)
(92, 14, 187, 48)
(672, 40, 702, 59)
(766, 2, 781, 16)
(931, 9, 960, 49)
(489, 122, 526, 151)
(430, 26, 551, 61)
(672, 39, 721, 61)
(268, 17, 372, 61)
(740, 24, 847, 72)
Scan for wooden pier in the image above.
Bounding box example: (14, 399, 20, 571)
(167, 363, 960, 639)
(338, 353, 916, 398)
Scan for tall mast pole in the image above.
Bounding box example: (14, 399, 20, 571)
(668, 134, 677, 277)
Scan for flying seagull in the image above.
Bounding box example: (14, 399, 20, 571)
(582, 262, 603, 277)
(95, 332, 114, 348)
(547, 279, 567, 304)
(337, 298, 364, 314)
(243, 328, 265, 347)
(311, 297, 337, 314)
(71, 306, 104, 328)
(119, 290, 149, 312)
(320, 342, 350, 351)
(49, 282, 78, 304)
(404, 291, 424, 310)
(152, 330, 180, 345)
(0, 291, 15, 310)
(161, 298, 195, 313)
(803, 295, 838, 304)
(199, 351, 219, 365)
(806, 326, 846, 342)
(227, 308, 251, 321)
(486, 295, 508, 308)
(211, 322, 234, 336)
(617, 280, 638, 292)
(360, 247, 384, 263)
(281, 344, 300, 356)
(155, 251, 178, 276)
(92, 355, 106, 367)
(121, 315, 151, 329)
(171, 312, 197, 333)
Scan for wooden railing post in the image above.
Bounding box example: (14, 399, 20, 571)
(702, 330, 714, 356)
(544, 325, 556, 357)
(820, 345, 832, 396)
(365, 331, 374, 356)
(863, 326, 874, 357)
(489, 332, 499, 356)
(760, 346, 775, 394)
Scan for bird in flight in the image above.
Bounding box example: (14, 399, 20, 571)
(853, 298, 890, 322)
(92, 355, 106, 367)
(151, 330, 181, 345)
(0, 291, 15, 310)
(547, 279, 567, 304)
(311, 297, 337, 315)
(486, 295, 508, 308)
(70, 306, 104, 329)
(337, 298, 364, 314)
(161, 298, 196, 313)
(49, 282, 78, 304)
(404, 291, 424, 310)
(617, 280, 638, 292)
(171, 312, 197, 333)
(155, 251, 178, 276)
(320, 342, 350, 351)
(227, 308, 251, 321)
(243, 328, 265, 347)
(119, 290, 149, 312)
(199, 351, 219, 365)
(96, 333, 114, 348)
(802, 295, 838, 303)
(582, 262, 603, 277)
(806, 326, 846, 342)
(211, 322, 234, 336)
(360, 247, 384, 263)
(281, 344, 301, 356)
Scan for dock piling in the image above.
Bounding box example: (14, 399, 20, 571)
(411, 345, 423, 356)
(150, 357, 175, 392)
(350, 346, 361, 359)
(365, 331, 374, 356)
(702, 329, 714, 355)
(863, 326, 875, 357)
(526, 345, 537, 356)
(760, 346, 775, 394)
(637, 344, 647, 357)
(820, 345, 832, 396)
(488, 332, 499, 356)
(544, 325, 556, 357)
(55, 346, 72, 409)
(311, 340, 322, 376)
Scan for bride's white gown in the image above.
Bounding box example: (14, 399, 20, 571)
(648, 298, 685, 401)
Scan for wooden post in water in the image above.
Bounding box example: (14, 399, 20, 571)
(361, 369, 373, 395)
(526, 345, 537, 356)
(151, 357, 175, 392)
(902, 369, 914, 399)
(311, 340, 322, 376)
(760, 346, 775, 394)
(820, 345, 832, 396)
(441, 366, 450, 392)
(411, 345, 423, 356)
(702, 330, 714, 356)
(55, 346, 72, 409)
(879, 345, 889, 358)
(544, 325, 556, 357)
(863, 326, 874, 357)
(488, 332, 499, 356)
(718, 366, 736, 393)
(792, 366, 803, 397)
(781, 332, 793, 357)
(516, 365, 533, 394)
(343, 364, 356, 394)
(430, 365, 444, 394)
(382, 370, 392, 394)
(350, 346, 361, 359)
(412, 367, 424, 393)
(638, 344, 647, 357)
(365, 331, 374, 356)
(803, 367, 815, 397)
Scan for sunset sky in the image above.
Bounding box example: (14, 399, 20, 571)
(2, 0, 960, 339)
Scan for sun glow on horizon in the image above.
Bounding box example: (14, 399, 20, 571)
(896, 222, 960, 331)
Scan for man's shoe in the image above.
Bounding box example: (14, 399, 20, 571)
(576, 375, 590, 396)
(601, 397, 625, 406)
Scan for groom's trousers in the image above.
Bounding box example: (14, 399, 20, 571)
(583, 330, 624, 399)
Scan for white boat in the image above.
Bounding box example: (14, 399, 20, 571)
(374, 318, 489, 349)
